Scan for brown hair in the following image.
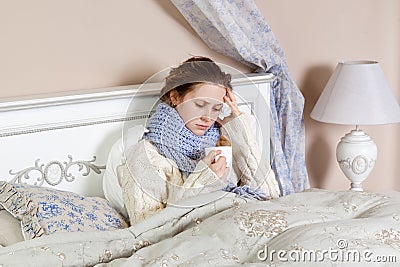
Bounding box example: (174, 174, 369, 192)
(160, 56, 232, 106)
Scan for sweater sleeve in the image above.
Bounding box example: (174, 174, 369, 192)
(119, 140, 225, 225)
(119, 141, 166, 225)
(221, 113, 281, 199)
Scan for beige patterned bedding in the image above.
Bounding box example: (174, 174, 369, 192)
(1, 189, 400, 266)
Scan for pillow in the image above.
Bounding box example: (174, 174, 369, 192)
(102, 124, 147, 218)
(237, 106, 263, 152)
(0, 181, 128, 240)
(0, 207, 24, 246)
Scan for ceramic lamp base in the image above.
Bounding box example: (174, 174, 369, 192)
(336, 129, 377, 192)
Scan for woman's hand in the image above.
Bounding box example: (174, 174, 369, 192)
(203, 150, 228, 182)
(217, 89, 242, 125)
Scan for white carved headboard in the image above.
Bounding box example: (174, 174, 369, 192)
(0, 73, 274, 197)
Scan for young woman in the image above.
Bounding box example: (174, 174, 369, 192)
(120, 57, 280, 225)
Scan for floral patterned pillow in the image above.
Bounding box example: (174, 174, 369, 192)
(0, 181, 128, 240)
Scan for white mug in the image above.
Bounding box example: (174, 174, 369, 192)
(204, 146, 232, 167)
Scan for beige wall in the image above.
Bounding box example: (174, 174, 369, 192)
(0, 0, 248, 97)
(256, 0, 400, 192)
(1, 0, 399, 192)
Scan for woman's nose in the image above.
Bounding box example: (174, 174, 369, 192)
(200, 115, 211, 122)
(201, 107, 213, 121)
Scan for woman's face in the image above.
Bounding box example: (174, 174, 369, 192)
(173, 83, 226, 136)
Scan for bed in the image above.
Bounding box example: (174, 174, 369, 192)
(0, 73, 399, 266)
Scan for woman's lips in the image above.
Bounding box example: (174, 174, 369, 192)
(196, 124, 209, 130)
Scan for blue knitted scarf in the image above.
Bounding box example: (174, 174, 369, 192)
(143, 102, 220, 175)
(144, 102, 267, 201)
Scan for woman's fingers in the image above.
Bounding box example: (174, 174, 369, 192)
(226, 89, 236, 101)
(219, 98, 241, 126)
(223, 93, 234, 108)
(211, 156, 228, 178)
(230, 94, 242, 115)
(203, 150, 221, 165)
(203, 150, 228, 180)
(214, 156, 227, 169)
(225, 89, 238, 105)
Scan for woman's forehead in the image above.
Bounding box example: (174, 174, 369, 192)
(185, 83, 226, 101)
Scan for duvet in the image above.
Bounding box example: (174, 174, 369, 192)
(1, 189, 399, 266)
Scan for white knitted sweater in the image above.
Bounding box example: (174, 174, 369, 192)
(120, 114, 280, 225)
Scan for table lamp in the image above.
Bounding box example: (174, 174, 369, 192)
(310, 60, 400, 191)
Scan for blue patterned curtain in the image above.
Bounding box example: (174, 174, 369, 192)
(171, 0, 309, 195)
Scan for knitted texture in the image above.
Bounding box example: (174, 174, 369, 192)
(143, 103, 220, 175)
(143, 103, 276, 201)
(223, 182, 266, 200)
(121, 113, 280, 223)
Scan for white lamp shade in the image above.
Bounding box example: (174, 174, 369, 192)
(311, 61, 400, 125)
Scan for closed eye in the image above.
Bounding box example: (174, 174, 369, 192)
(194, 100, 222, 111)
(195, 102, 206, 108)
(194, 100, 208, 108)
(213, 104, 223, 112)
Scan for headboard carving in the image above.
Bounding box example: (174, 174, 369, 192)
(9, 156, 106, 187)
